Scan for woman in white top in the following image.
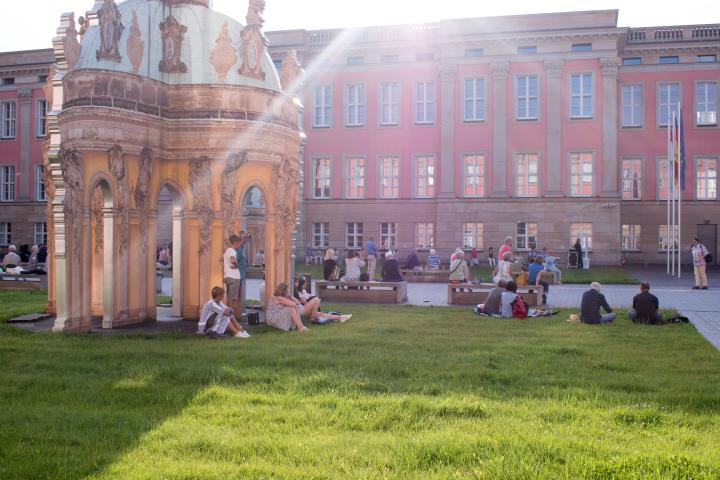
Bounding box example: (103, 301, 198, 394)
(493, 252, 514, 283)
(341, 250, 366, 281)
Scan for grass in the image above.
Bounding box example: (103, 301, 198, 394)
(1, 292, 719, 479)
(295, 261, 639, 284)
(157, 295, 172, 305)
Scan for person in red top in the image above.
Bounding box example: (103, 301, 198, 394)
(498, 236, 513, 262)
(470, 247, 479, 266)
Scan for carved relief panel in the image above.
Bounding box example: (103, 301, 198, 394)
(210, 21, 237, 84)
(188, 157, 214, 255)
(58, 148, 84, 262)
(159, 15, 188, 74)
(126, 10, 145, 73)
(238, 0, 267, 80)
(96, 0, 124, 62)
(220, 151, 247, 241)
(108, 145, 129, 254)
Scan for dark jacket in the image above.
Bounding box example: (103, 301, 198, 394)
(323, 259, 337, 280)
(381, 259, 404, 282)
(580, 289, 612, 324)
(405, 252, 420, 270)
(632, 291, 660, 324)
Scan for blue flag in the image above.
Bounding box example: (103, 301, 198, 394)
(679, 106, 686, 191)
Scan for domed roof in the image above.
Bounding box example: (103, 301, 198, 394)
(73, 0, 281, 91)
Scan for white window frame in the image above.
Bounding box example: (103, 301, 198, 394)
(311, 157, 331, 199)
(462, 223, 484, 250)
(380, 222, 398, 250)
(569, 73, 593, 118)
(379, 155, 400, 198)
(34, 222, 47, 246)
(514, 153, 539, 197)
(570, 223, 593, 251)
(516, 75, 539, 120)
(346, 222, 363, 249)
(2, 101, 17, 139)
(415, 223, 434, 249)
(35, 164, 46, 201)
(516, 222, 537, 251)
(463, 153, 485, 198)
(312, 222, 329, 248)
(659, 224, 679, 252)
(345, 156, 365, 199)
(622, 224, 641, 252)
(463, 77, 486, 122)
(0, 222, 10, 246)
(345, 83, 365, 127)
(415, 81, 435, 124)
(569, 152, 594, 197)
(696, 157, 718, 200)
(621, 84, 643, 127)
(695, 81, 718, 126)
(621, 158, 642, 201)
(36, 99, 48, 137)
(313, 85, 331, 128)
(414, 155, 435, 198)
(657, 82, 680, 127)
(379, 82, 400, 126)
(0, 165, 16, 202)
(657, 157, 669, 200)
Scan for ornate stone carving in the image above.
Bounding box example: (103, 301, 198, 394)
(189, 157, 214, 255)
(210, 21, 237, 84)
(238, 0, 267, 81)
(279, 50, 303, 92)
(270, 155, 299, 259)
(96, 0, 124, 62)
(92, 186, 104, 253)
(127, 10, 145, 74)
(58, 148, 84, 262)
(63, 14, 82, 70)
(600, 57, 621, 77)
(490, 61, 510, 80)
(134, 147, 153, 255)
(159, 15, 188, 74)
(108, 145, 129, 254)
(220, 151, 247, 241)
(247, 0, 266, 27)
(43, 163, 56, 237)
(543, 60, 564, 78)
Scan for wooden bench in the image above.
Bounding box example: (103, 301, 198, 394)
(316, 280, 407, 304)
(0, 273, 48, 291)
(400, 269, 449, 283)
(447, 283, 543, 306)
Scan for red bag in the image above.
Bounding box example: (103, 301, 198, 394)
(512, 295, 527, 319)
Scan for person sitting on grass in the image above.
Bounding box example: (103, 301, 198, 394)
(426, 249, 440, 270)
(500, 281, 519, 318)
(483, 279, 506, 315)
(528, 256, 550, 305)
(580, 282, 615, 324)
(449, 250, 472, 284)
(293, 277, 351, 325)
(198, 287, 251, 338)
(629, 281, 663, 325)
(381, 250, 404, 282)
(267, 283, 350, 332)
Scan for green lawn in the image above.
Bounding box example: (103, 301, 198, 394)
(1, 292, 719, 479)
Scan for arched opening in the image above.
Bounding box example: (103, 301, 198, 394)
(243, 186, 267, 271)
(155, 183, 185, 318)
(88, 178, 115, 328)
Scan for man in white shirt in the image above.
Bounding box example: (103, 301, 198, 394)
(223, 235, 243, 313)
(198, 286, 250, 338)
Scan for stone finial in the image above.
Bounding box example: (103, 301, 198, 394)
(247, 0, 266, 27)
(279, 50, 303, 92)
(53, 13, 81, 71)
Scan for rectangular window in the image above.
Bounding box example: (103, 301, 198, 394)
(464, 77, 486, 121)
(465, 48, 484, 57)
(380, 222, 398, 250)
(623, 57, 642, 66)
(698, 55, 717, 63)
(0, 222, 10, 246)
(415, 223, 434, 249)
(570, 152, 593, 196)
(621, 159, 642, 200)
(380, 82, 400, 125)
(570, 223, 593, 250)
(312, 222, 329, 248)
(2, 78, 14, 85)
(515, 153, 538, 197)
(462, 223, 483, 249)
(570, 73, 593, 118)
(463, 154, 485, 197)
(36, 99, 48, 137)
(2, 101, 17, 139)
(381, 55, 399, 64)
(659, 56, 679, 64)
(516, 75, 538, 120)
(346, 157, 365, 198)
(415, 81, 435, 124)
(313, 85, 331, 127)
(571, 43, 592, 52)
(0, 165, 16, 201)
(657, 158, 669, 200)
(621, 84, 643, 127)
(658, 82, 680, 126)
(346, 223, 363, 249)
(34, 222, 47, 246)
(659, 224, 679, 252)
(622, 224, 641, 251)
(312, 157, 331, 199)
(379, 156, 399, 198)
(516, 222, 537, 250)
(695, 82, 718, 126)
(517, 46, 537, 55)
(696, 158, 718, 200)
(346, 84, 365, 126)
(347, 57, 364, 65)
(415, 156, 435, 198)
(35, 164, 46, 201)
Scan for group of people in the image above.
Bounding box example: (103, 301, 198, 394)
(0, 244, 47, 275)
(321, 236, 404, 283)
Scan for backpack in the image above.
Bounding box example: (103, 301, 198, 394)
(705, 254, 713, 264)
(512, 295, 527, 319)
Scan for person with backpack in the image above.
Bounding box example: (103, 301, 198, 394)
(690, 237, 710, 290)
(501, 281, 527, 318)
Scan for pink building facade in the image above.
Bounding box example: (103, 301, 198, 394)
(267, 10, 720, 265)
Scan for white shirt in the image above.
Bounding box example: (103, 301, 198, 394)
(223, 248, 240, 279)
(199, 299, 227, 333)
(344, 257, 366, 280)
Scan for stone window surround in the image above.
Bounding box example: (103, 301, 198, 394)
(413, 154, 436, 198)
(377, 154, 400, 199)
(695, 156, 719, 200)
(620, 157, 644, 201)
(380, 222, 398, 249)
(35, 98, 48, 137)
(344, 82, 366, 128)
(346, 222, 364, 249)
(415, 222, 435, 250)
(513, 151, 540, 198)
(462, 75, 487, 123)
(312, 84, 332, 128)
(620, 82, 644, 128)
(310, 156, 332, 199)
(1, 100, 17, 139)
(414, 80, 436, 125)
(621, 224, 642, 252)
(568, 71, 594, 119)
(344, 155, 366, 199)
(0, 164, 16, 202)
(312, 221, 329, 248)
(35, 163, 46, 201)
(378, 81, 401, 127)
(462, 222, 484, 250)
(570, 222, 593, 250)
(694, 79, 719, 128)
(656, 81, 681, 128)
(514, 74, 540, 122)
(568, 150, 596, 197)
(0, 222, 10, 246)
(461, 151, 487, 198)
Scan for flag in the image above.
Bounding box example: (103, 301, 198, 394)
(679, 105, 686, 191)
(672, 113, 680, 187)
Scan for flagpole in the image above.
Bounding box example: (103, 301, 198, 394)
(678, 103, 682, 279)
(671, 110, 676, 277)
(666, 114, 671, 275)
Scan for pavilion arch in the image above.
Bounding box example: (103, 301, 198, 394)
(241, 183, 268, 271)
(85, 176, 116, 329)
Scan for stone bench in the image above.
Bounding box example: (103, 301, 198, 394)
(316, 280, 407, 304)
(447, 283, 543, 306)
(400, 269, 449, 283)
(0, 273, 48, 291)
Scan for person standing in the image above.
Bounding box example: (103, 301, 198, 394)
(487, 246, 496, 268)
(470, 247, 479, 266)
(221, 235, 244, 315)
(690, 237, 709, 290)
(365, 235, 377, 281)
(574, 238, 584, 269)
(498, 237, 513, 262)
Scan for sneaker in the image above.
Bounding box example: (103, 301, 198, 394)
(235, 331, 251, 338)
(340, 314, 352, 323)
(693, 286, 700, 290)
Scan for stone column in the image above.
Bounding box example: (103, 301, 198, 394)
(601, 58, 620, 196)
(18, 89, 32, 200)
(544, 60, 563, 196)
(171, 209, 183, 318)
(439, 64, 457, 197)
(491, 62, 510, 197)
(102, 207, 116, 329)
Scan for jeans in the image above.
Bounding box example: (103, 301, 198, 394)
(537, 280, 549, 304)
(628, 309, 662, 324)
(694, 265, 708, 287)
(367, 255, 377, 280)
(599, 312, 616, 323)
(547, 266, 562, 283)
(488, 257, 496, 268)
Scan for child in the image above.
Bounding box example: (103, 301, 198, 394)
(198, 286, 251, 338)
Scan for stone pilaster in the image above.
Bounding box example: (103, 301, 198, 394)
(439, 64, 457, 197)
(18, 89, 32, 200)
(601, 58, 620, 196)
(491, 62, 510, 197)
(544, 60, 563, 196)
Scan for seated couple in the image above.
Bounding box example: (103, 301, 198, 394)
(266, 282, 352, 332)
(480, 280, 526, 318)
(198, 286, 251, 338)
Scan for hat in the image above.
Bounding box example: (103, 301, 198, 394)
(590, 282, 602, 291)
(385, 250, 394, 259)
